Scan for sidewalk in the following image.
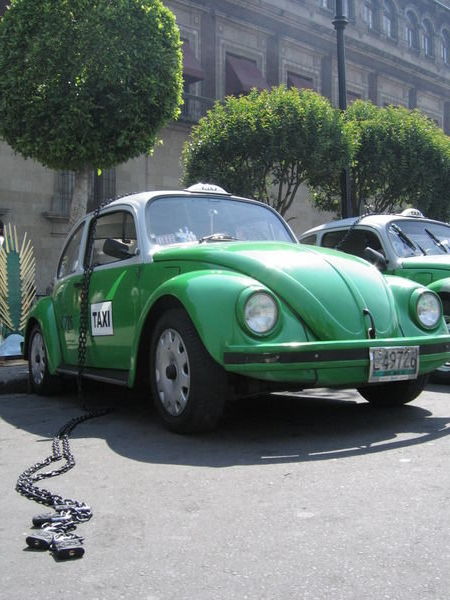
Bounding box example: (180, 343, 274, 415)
(0, 359, 28, 393)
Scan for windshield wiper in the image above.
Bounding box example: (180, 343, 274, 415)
(425, 228, 449, 253)
(390, 223, 425, 255)
(198, 233, 238, 243)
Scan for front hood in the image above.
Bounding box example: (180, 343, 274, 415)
(400, 255, 450, 270)
(154, 242, 399, 340)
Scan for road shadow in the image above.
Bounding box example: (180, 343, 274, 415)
(1, 381, 449, 467)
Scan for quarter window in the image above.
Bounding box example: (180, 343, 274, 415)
(57, 224, 84, 279)
(300, 234, 317, 246)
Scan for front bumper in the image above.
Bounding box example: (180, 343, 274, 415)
(223, 336, 450, 387)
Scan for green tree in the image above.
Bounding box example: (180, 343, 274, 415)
(182, 86, 352, 216)
(313, 100, 450, 220)
(0, 0, 183, 224)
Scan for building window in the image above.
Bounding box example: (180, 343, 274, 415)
(52, 171, 75, 216)
(383, 0, 397, 39)
(225, 54, 269, 96)
(363, 0, 378, 30)
(406, 11, 419, 50)
(442, 30, 450, 64)
(87, 169, 116, 212)
(181, 39, 205, 87)
(320, 0, 354, 18)
(287, 72, 314, 91)
(422, 20, 434, 57)
(320, 0, 334, 11)
(51, 169, 116, 217)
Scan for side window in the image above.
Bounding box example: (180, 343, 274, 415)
(300, 234, 317, 245)
(88, 211, 137, 267)
(57, 223, 84, 279)
(322, 229, 383, 259)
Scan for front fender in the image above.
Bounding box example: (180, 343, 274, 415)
(385, 275, 448, 336)
(428, 277, 450, 297)
(24, 297, 62, 374)
(132, 269, 307, 369)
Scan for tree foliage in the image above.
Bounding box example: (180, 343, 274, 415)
(182, 86, 352, 216)
(0, 0, 183, 222)
(313, 100, 450, 220)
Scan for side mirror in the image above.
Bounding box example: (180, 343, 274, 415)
(364, 246, 387, 271)
(103, 238, 136, 260)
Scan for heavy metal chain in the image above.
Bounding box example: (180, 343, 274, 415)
(16, 409, 111, 559)
(77, 200, 110, 395)
(17, 198, 113, 560)
(334, 213, 369, 251)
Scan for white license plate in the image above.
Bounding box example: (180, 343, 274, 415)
(368, 346, 419, 383)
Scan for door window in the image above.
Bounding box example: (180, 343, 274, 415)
(87, 211, 137, 267)
(322, 229, 383, 259)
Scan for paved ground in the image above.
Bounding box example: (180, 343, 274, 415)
(0, 373, 449, 600)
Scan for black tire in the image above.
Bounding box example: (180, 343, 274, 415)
(28, 324, 61, 395)
(357, 374, 428, 406)
(149, 308, 229, 433)
(430, 305, 450, 384)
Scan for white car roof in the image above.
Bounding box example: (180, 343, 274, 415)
(301, 214, 449, 237)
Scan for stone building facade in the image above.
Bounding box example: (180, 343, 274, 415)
(0, 0, 449, 293)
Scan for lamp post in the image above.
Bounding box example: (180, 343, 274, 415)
(332, 0, 353, 218)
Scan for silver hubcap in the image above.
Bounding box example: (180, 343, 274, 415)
(155, 328, 190, 416)
(30, 331, 46, 385)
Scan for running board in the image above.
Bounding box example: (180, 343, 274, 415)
(57, 364, 129, 386)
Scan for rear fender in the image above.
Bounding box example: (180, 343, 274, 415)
(23, 297, 62, 374)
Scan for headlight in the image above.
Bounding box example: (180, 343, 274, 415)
(244, 292, 278, 334)
(415, 291, 441, 329)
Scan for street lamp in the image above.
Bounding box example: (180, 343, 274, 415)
(332, 0, 353, 218)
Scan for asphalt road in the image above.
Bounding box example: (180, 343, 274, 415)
(1, 381, 449, 600)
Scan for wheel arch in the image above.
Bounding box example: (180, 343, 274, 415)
(130, 270, 259, 388)
(23, 298, 63, 374)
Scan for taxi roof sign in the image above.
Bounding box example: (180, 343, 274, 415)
(399, 208, 424, 218)
(185, 182, 229, 195)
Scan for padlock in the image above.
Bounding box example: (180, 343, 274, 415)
(25, 529, 55, 550)
(51, 536, 84, 560)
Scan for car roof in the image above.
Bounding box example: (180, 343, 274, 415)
(102, 185, 267, 213)
(301, 214, 450, 236)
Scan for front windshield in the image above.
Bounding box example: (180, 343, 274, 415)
(388, 219, 450, 257)
(146, 195, 294, 246)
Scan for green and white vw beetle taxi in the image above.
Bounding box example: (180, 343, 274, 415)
(24, 184, 450, 432)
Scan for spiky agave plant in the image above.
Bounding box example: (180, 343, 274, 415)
(0, 224, 36, 337)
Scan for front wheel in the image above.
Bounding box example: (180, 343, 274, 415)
(28, 324, 61, 395)
(357, 375, 428, 407)
(149, 308, 229, 433)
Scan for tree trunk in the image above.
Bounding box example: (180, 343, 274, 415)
(69, 169, 90, 228)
